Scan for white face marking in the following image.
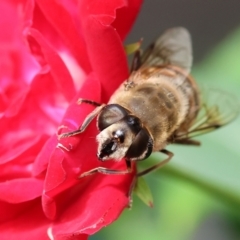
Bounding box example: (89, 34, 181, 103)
(96, 130, 129, 161)
(96, 124, 135, 161)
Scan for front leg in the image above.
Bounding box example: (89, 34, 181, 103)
(79, 159, 132, 178)
(58, 99, 105, 139)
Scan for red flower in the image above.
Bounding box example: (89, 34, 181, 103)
(0, 0, 142, 239)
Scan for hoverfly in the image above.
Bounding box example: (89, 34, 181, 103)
(58, 27, 239, 178)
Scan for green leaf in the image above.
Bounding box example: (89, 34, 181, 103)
(124, 40, 142, 55)
(160, 165, 240, 213)
(134, 176, 154, 207)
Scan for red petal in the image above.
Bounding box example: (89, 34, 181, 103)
(0, 1, 40, 115)
(52, 170, 134, 236)
(112, 0, 143, 40)
(80, 0, 126, 25)
(0, 134, 45, 164)
(0, 199, 51, 240)
(0, 200, 31, 222)
(6, 0, 35, 31)
(0, 178, 43, 203)
(33, 136, 58, 176)
(36, 0, 91, 72)
(0, 134, 48, 180)
(79, 0, 130, 102)
(29, 28, 76, 102)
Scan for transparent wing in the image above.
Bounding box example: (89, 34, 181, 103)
(175, 88, 240, 140)
(141, 27, 193, 73)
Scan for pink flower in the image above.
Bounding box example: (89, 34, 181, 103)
(0, 0, 142, 239)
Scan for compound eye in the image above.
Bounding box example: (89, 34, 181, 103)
(125, 115, 142, 134)
(125, 128, 153, 160)
(98, 104, 129, 131)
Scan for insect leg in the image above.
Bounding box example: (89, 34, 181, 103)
(137, 149, 173, 177)
(77, 98, 102, 107)
(130, 50, 142, 72)
(58, 103, 106, 139)
(173, 138, 201, 146)
(79, 159, 132, 178)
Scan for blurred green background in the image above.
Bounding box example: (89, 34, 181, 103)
(91, 1, 240, 239)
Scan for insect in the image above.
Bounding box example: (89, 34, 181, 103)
(58, 27, 239, 178)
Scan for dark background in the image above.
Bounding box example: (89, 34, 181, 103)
(127, 0, 240, 64)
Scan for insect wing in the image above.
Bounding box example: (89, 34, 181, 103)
(175, 88, 240, 139)
(141, 27, 193, 73)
